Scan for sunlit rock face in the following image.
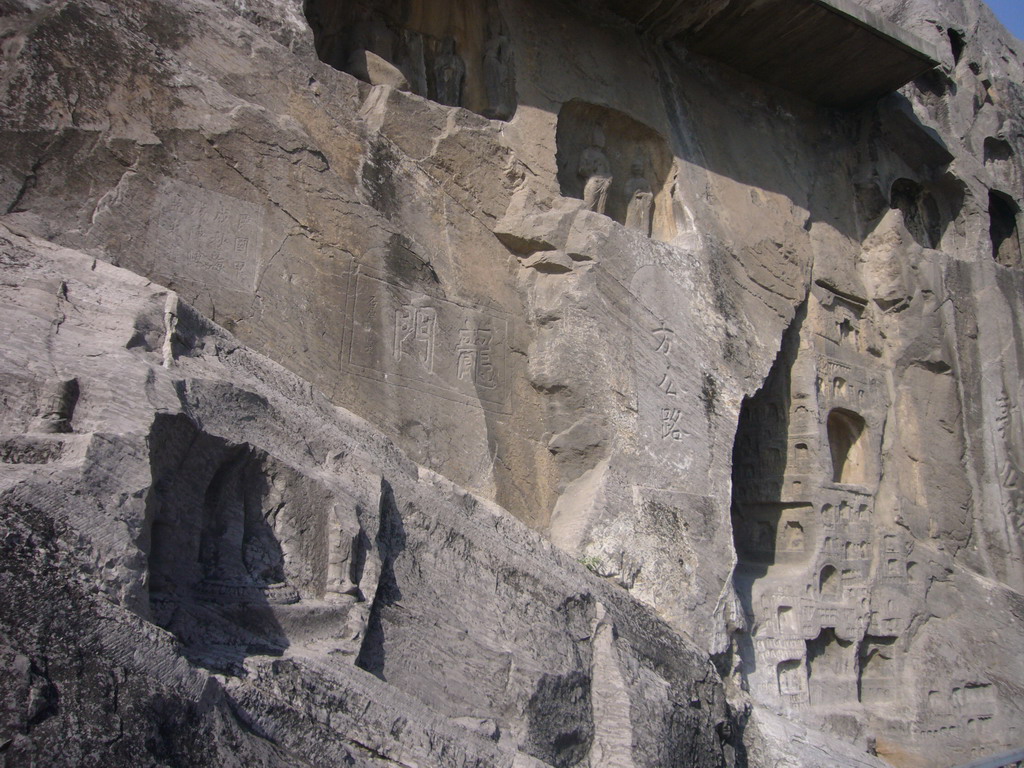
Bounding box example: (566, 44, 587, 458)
(0, 0, 1023, 765)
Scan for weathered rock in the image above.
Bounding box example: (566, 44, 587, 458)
(0, 0, 1023, 765)
(0, 225, 732, 766)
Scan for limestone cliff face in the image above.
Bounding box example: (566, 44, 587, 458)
(0, 0, 1022, 766)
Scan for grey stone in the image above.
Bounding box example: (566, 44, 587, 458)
(0, 225, 730, 765)
(1, 0, 1023, 764)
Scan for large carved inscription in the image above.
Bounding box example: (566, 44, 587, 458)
(146, 179, 264, 290)
(630, 265, 710, 481)
(346, 269, 511, 413)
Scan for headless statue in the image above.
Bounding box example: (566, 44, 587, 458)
(482, 21, 514, 119)
(624, 157, 654, 236)
(433, 36, 465, 107)
(579, 129, 612, 215)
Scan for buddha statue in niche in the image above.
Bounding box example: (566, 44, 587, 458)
(625, 154, 654, 236)
(579, 127, 612, 215)
(433, 36, 464, 107)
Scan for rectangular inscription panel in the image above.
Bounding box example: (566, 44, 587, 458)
(146, 178, 264, 291)
(346, 270, 511, 413)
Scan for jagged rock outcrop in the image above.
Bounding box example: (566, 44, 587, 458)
(0, 225, 737, 766)
(1, 0, 1023, 765)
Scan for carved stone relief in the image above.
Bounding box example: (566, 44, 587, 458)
(556, 100, 675, 240)
(305, 0, 516, 119)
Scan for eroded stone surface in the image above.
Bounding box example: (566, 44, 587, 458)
(0, 226, 734, 766)
(0, 0, 1023, 765)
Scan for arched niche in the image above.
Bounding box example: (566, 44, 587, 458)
(827, 408, 867, 485)
(304, 0, 516, 120)
(990, 190, 1021, 267)
(819, 564, 840, 598)
(555, 100, 676, 241)
(890, 178, 941, 249)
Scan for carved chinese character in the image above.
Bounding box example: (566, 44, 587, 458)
(394, 305, 436, 371)
(456, 323, 497, 389)
(652, 325, 674, 354)
(660, 407, 683, 440)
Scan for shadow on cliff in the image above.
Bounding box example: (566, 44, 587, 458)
(144, 413, 291, 674)
(355, 478, 406, 680)
(728, 302, 806, 685)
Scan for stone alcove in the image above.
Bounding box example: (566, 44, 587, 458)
(890, 178, 941, 249)
(826, 408, 867, 485)
(145, 414, 371, 666)
(858, 636, 899, 704)
(819, 564, 840, 598)
(990, 189, 1021, 267)
(304, 0, 516, 119)
(807, 628, 855, 704)
(777, 659, 806, 697)
(555, 100, 675, 240)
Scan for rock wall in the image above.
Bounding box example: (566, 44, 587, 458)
(0, 0, 1023, 765)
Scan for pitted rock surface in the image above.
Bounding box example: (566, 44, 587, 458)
(1, 0, 1023, 765)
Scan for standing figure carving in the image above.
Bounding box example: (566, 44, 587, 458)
(482, 19, 514, 119)
(625, 156, 654, 236)
(345, 17, 411, 91)
(433, 37, 465, 107)
(579, 128, 612, 215)
(34, 377, 79, 433)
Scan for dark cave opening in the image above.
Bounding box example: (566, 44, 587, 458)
(729, 303, 806, 687)
(826, 408, 867, 484)
(303, 0, 516, 120)
(890, 178, 941, 249)
(947, 28, 966, 65)
(990, 189, 1021, 267)
(731, 304, 805, 564)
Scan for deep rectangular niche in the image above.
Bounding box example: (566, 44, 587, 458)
(827, 408, 867, 485)
(990, 190, 1022, 267)
(304, 0, 516, 120)
(732, 502, 813, 566)
(555, 100, 675, 241)
(858, 635, 900, 705)
(807, 628, 855, 705)
(890, 178, 941, 249)
(145, 414, 370, 668)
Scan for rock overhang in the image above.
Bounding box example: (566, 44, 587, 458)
(589, 0, 942, 106)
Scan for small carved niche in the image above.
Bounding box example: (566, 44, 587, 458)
(555, 100, 675, 241)
(778, 605, 799, 634)
(858, 635, 899, 705)
(890, 178, 941, 249)
(819, 564, 840, 598)
(792, 442, 809, 470)
(827, 408, 867, 485)
(983, 136, 1013, 166)
(990, 190, 1021, 267)
(147, 415, 364, 608)
(807, 629, 854, 705)
(777, 659, 807, 697)
(304, 0, 516, 120)
(780, 520, 804, 552)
